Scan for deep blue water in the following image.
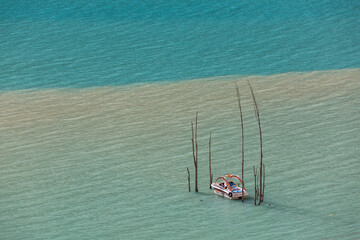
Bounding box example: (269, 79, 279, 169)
(0, 0, 359, 90)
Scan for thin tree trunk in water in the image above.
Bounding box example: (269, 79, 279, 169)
(195, 111, 198, 192)
(191, 122, 195, 167)
(262, 163, 265, 202)
(209, 133, 212, 189)
(236, 83, 245, 202)
(187, 168, 191, 192)
(253, 166, 257, 205)
(248, 81, 263, 205)
(257, 173, 260, 202)
(259, 126, 263, 203)
(191, 119, 198, 192)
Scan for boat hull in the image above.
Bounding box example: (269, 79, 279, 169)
(211, 183, 248, 200)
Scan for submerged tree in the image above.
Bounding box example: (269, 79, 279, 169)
(236, 83, 245, 202)
(248, 81, 264, 204)
(187, 167, 191, 192)
(191, 111, 199, 192)
(209, 133, 213, 189)
(253, 166, 258, 205)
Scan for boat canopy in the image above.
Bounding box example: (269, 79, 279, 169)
(216, 174, 245, 190)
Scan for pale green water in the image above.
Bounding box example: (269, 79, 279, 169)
(1, 69, 360, 239)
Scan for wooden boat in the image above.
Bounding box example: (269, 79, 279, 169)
(211, 174, 248, 200)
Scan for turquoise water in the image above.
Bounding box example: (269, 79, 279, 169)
(1, 0, 360, 90)
(1, 1, 360, 239)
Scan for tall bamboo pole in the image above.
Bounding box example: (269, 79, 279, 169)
(236, 83, 245, 202)
(209, 133, 213, 189)
(248, 81, 263, 205)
